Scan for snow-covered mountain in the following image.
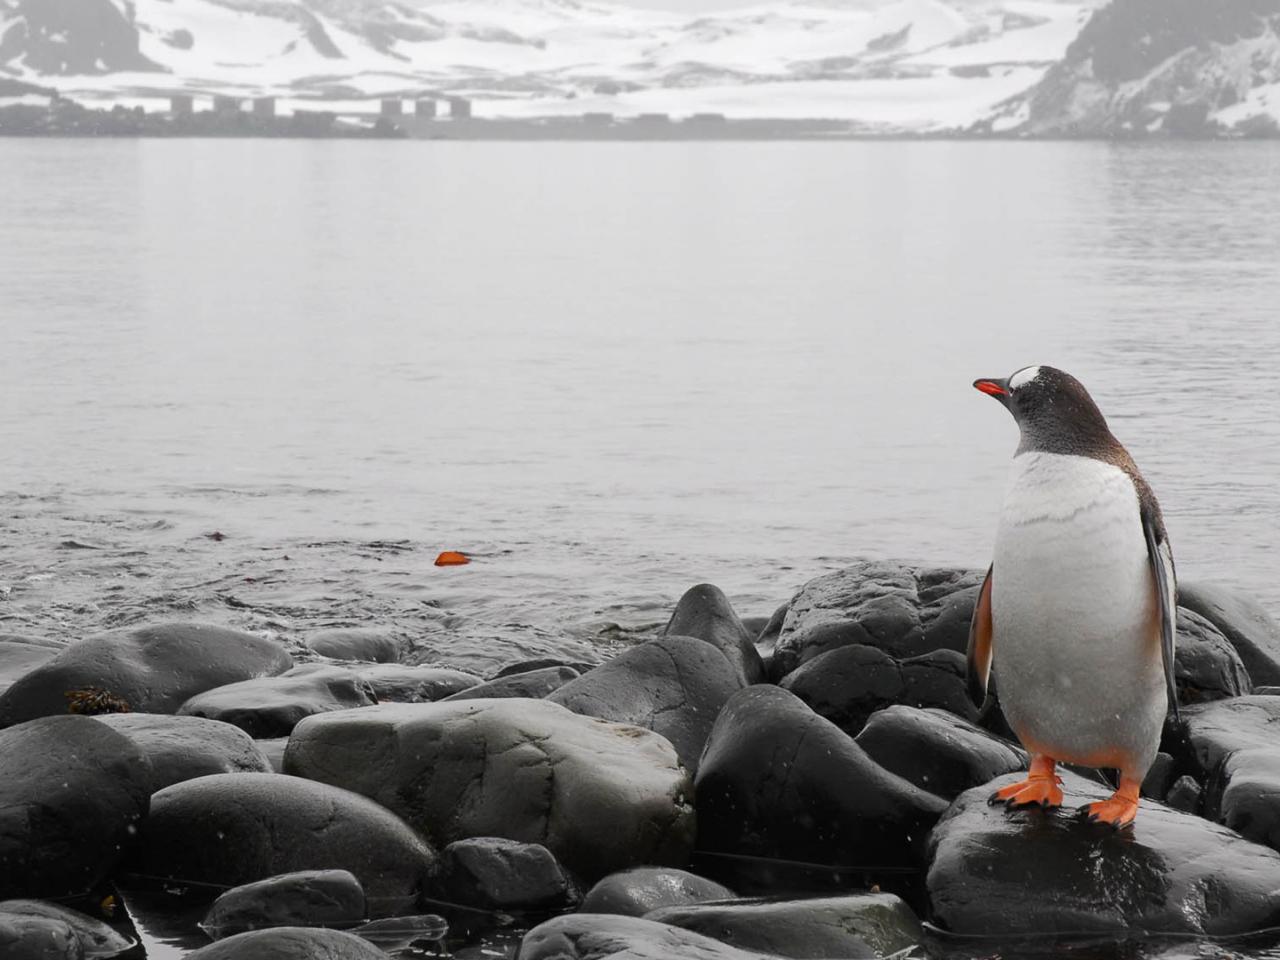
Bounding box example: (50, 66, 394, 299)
(0, 0, 1097, 130)
(986, 0, 1280, 135)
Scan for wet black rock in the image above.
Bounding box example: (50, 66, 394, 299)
(1175, 695, 1280, 849)
(663, 583, 764, 685)
(0, 638, 61, 697)
(646, 893, 923, 959)
(1179, 582, 1280, 687)
(187, 926, 388, 959)
(440, 838, 574, 911)
(770, 563, 983, 679)
(201, 870, 365, 940)
(0, 900, 132, 957)
(0, 715, 150, 899)
(1166, 775, 1202, 813)
(580, 868, 734, 917)
(306, 629, 401, 664)
(1140, 752, 1176, 800)
(494, 658, 596, 678)
(927, 771, 1280, 935)
(132, 773, 435, 917)
(0, 623, 292, 727)
(779, 645, 975, 736)
(442, 666, 580, 701)
(355, 665, 480, 702)
(695, 687, 947, 878)
(92, 713, 272, 790)
(521, 914, 781, 960)
(177, 666, 376, 737)
(1174, 609, 1251, 703)
(855, 705, 1025, 801)
(285, 699, 694, 882)
(549, 636, 743, 773)
(0, 914, 81, 960)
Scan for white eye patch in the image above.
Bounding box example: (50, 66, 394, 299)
(1009, 365, 1043, 391)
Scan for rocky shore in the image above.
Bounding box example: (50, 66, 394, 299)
(3, 560, 1280, 959)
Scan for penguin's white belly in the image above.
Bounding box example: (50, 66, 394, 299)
(991, 452, 1165, 774)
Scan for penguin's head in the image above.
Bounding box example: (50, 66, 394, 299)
(973, 365, 1114, 453)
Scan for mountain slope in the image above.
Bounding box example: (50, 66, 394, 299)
(0, 0, 1096, 130)
(986, 0, 1280, 134)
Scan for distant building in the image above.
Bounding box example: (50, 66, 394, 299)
(583, 112, 614, 125)
(687, 112, 727, 124)
(449, 97, 472, 120)
(170, 94, 194, 116)
(252, 97, 276, 118)
(380, 99, 403, 117)
(414, 99, 438, 120)
(213, 95, 241, 114)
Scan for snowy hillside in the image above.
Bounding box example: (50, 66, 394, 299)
(985, 0, 1280, 135)
(0, 0, 1097, 131)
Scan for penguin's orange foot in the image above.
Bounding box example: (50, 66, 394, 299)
(990, 774, 1064, 809)
(1080, 795, 1139, 827)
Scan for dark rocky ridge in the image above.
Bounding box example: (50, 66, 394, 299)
(0, 0, 161, 75)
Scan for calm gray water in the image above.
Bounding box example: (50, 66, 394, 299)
(2, 139, 1279, 673)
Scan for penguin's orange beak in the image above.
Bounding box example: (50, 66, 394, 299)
(973, 378, 1009, 398)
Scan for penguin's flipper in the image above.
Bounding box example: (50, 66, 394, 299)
(1141, 505, 1179, 723)
(966, 564, 994, 708)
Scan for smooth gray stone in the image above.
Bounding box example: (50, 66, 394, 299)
(201, 870, 365, 940)
(1179, 582, 1280, 686)
(521, 914, 783, 960)
(580, 868, 734, 917)
(132, 773, 435, 917)
(0, 914, 82, 960)
(663, 583, 764, 685)
(355, 664, 481, 702)
(927, 771, 1280, 935)
(187, 927, 387, 959)
(646, 893, 923, 959)
(178, 667, 375, 737)
(92, 713, 271, 790)
(441, 838, 572, 910)
(285, 699, 694, 882)
(0, 900, 130, 957)
(306, 629, 401, 664)
(0, 622, 292, 726)
(442, 666, 579, 701)
(0, 716, 150, 899)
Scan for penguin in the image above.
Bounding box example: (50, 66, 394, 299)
(966, 365, 1178, 828)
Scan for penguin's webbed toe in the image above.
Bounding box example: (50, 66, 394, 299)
(990, 775, 1064, 810)
(1078, 779, 1141, 828)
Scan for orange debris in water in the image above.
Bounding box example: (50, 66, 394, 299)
(435, 551, 470, 567)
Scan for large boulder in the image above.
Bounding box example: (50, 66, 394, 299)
(0, 716, 150, 899)
(779, 645, 975, 736)
(0, 914, 81, 960)
(770, 563, 982, 678)
(355, 665, 480, 702)
(694, 687, 947, 879)
(646, 893, 923, 960)
(1178, 582, 1280, 687)
(0, 901, 132, 958)
(521, 914, 782, 960)
(1174, 695, 1280, 849)
(442, 666, 580, 701)
(927, 771, 1280, 935)
(0, 623, 292, 726)
(91, 713, 272, 790)
(0, 638, 61, 697)
(132, 773, 435, 917)
(187, 927, 387, 960)
(549, 636, 743, 773)
(1174, 609, 1251, 703)
(200, 870, 365, 940)
(305, 629, 400, 664)
(580, 868, 734, 917)
(663, 584, 764, 685)
(177, 666, 376, 738)
(439, 838, 574, 911)
(284, 699, 694, 882)
(855, 706, 1025, 801)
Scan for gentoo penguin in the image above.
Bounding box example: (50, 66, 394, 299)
(967, 365, 1177, 828)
